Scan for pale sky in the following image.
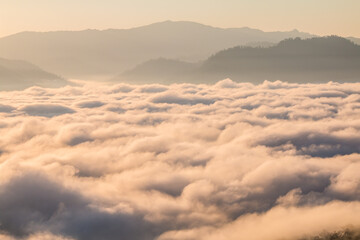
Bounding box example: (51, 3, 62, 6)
(0, 0, 359, 38)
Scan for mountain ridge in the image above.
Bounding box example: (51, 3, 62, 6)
(121, 36, 360, 84)
(0, 58, 68, 91)
(0, 21, 311, 38)
(0, 21, 318, 78)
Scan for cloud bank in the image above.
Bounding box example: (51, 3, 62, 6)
(1, 79, 360, 240)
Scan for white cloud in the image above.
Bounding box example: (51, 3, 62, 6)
(0, 79, 360, 239)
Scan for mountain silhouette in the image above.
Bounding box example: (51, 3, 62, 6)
(120, 58, 198, 84)
(121, 36, 360, 84)
(0, 21, 317, 78)
(0, 58, 68, 91)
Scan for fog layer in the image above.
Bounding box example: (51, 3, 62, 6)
(0, 79, 360, 239)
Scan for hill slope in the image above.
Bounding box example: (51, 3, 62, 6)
(0, 21, 316, 78)
(121, 36, 360, 84)
(121, 58, 198, 84)
(0, 58, 68, 91)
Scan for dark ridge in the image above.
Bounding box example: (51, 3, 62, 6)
(201, 36, 360, 83)
(121, 36, 360, 84)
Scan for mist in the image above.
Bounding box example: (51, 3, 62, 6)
(1, 79, 360, 239)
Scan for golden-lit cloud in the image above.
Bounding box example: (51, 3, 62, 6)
(0, 79, 360, 239)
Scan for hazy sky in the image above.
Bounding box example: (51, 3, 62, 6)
(0, 0, 359, 38)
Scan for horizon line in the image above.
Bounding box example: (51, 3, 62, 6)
(1, 20, 359, 39)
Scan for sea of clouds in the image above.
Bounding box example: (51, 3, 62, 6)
(0, 79, 360, 240)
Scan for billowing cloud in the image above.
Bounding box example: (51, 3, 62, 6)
(140, 85, 168, 93)
(20, 104, 75, 117)
(0, 79, 360, 240)
(76, 101, 105, 109)
(0, 104, 15, 113)
(0, 173, 158, 240)
(151, 92, 216, 105)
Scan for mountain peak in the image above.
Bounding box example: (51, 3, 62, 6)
(137, 20, 217, 30)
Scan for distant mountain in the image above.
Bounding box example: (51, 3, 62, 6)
(0, 58, 68, 91)
(121, 36, 360, 84)
(0, 21, 316, 78)
(121, 58, 198, 84)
